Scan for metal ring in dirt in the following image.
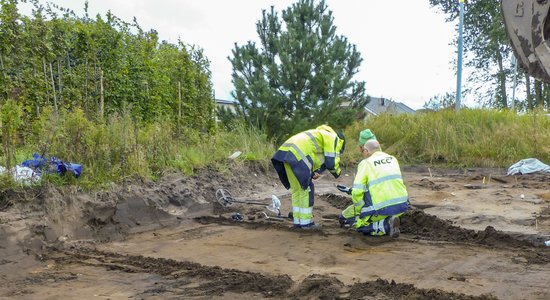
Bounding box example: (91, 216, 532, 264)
(216, 188, 234, 207)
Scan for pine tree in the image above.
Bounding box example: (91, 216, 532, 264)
(229, 0, 368, 139)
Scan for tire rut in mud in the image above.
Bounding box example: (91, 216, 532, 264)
(46, 247, 496, 300)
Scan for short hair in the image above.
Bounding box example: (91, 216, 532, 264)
(364, 139, 381, 152)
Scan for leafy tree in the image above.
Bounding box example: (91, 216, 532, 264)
(423, 92, 456, 111)
(430, 0, 512, 109)
(229, 0, 368, 139)
(0, 0, 21, 101)
(0, 0, 216, 132)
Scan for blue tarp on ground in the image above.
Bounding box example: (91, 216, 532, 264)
(21, 153, 82, 177)
(507, 158, 550, 175)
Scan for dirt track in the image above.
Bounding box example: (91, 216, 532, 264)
(1, 165, 549, 299)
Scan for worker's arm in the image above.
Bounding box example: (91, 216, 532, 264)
(350, 160, 369, 213)
(320, 132, 341, 178)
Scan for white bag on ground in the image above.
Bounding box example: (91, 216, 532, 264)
(507, 158, 550, 175)
(0, 165, 41, 183)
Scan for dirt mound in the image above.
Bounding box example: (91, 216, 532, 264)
(401, 209, 548, 249)
(349, 278, 497, 300)
(1, 164, 273, 248)
(319, 192, 548, 247)
(314, 192, 550, 264)
(292, 274, 344, 299)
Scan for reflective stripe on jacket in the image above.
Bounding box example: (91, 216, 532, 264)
(271, 125, 343, 190)
(351, 151, 408, 217)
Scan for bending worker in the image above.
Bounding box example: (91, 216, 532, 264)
(272, 125, 346, 229)
(339, 138, 408, 237)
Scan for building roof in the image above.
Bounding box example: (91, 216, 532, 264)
(365, 96, 415, 115)
(215, 99, 237, 105)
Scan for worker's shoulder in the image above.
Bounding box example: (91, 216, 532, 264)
(358, 158, 369, 167)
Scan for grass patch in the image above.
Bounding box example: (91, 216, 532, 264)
(4, 108, 549, 191)
(344, 109, 550, 168)
(5, 111, 275, 190)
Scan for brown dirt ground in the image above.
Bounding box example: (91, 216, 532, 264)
(1, 163, 549, 299)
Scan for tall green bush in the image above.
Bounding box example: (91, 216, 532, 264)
(1, 99, 23, 170)
(22, 108, 274, 189)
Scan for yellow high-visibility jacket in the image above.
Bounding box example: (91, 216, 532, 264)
(350, 151, 409, 217)
(272, 125, 345, 190)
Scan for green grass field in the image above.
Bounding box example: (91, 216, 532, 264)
(3, 108, 550, 190)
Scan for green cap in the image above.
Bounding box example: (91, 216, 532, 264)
(358, 129, 376, 145)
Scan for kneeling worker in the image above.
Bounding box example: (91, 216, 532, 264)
(339, 139, 408, 237)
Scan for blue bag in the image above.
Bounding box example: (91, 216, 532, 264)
(22, 153, 82, 178)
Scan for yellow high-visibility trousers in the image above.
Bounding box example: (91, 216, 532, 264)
(284, 163, 314, 227)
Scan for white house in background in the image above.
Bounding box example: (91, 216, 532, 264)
(215, 97, 416, 119)
(339, 96, 416, 117)
(214, 99, 239, 122)
(364, 96, 416, 117)
(215, 99, 238, 113)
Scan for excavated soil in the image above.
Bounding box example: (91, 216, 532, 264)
(1, 163, 549, 299)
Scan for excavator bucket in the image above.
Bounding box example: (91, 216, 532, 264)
(502, 0, 550, 82)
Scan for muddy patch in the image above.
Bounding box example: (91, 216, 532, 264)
(508, 173, 550, 189)
(315, 193, 550, 263)
(46, 247, 292, 297)
(195, 215, 326, 235)
(195, 213, 550, 266)
(2, 165, 550, 299)
(413, 178, 451, 191)
(319, 193, 350, 210)
(44, 246, 495, 300)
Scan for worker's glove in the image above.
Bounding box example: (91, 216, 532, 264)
(336, 184, 352, 195)
(338, 215, 354, 228)
(338, 214, 346, 228)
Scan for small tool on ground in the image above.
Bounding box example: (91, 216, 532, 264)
(336, 184, 352, 195)
(216, 188, 281, 213)
(259, 212, 286, 222)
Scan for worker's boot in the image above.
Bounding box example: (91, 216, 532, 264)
(301, 222, 322, 230)
(388, 216, 400, 238)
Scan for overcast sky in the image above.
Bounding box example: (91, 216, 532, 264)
(21, 0, 461, 110)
